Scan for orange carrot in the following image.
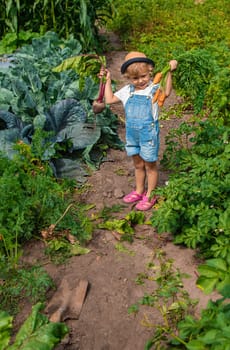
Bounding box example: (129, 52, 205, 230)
(157, 89, 166, 107)
(152, 88, 161, 103)
(153, 72, 163, 84)
(152, 64, 171, 106)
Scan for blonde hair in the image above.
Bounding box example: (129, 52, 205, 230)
(124, 62, 153, 78)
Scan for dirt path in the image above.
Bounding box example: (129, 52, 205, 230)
(20, 35, 217, 350)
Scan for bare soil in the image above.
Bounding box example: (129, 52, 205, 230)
(18, 33, 218, 350)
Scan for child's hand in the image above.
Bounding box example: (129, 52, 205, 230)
(169, 60, 178, 71)
(98, 67, 111, 81)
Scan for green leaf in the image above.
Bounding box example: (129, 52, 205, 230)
(196, 275, 219, 294)
(98, 219, 134, 235)
(198, 329, 220, 344)
(144, 339, 155, 350)
(186, 339, 206, 350)
(205, 258, 228, 272)
(177, 315, 199, 339)
(33, 114, 46, 129)
(114, 243, 135, 256)
(58, 123, 101, 151)
(217, 278, 230, 298)
(70, 243, 90, 256)
(196, 258, 229, 294)
(0, 311, 13, 350)
(8, 303, 68, 350)
(52, 55, 83, 73)
(197, 265, 219, 278)
(218, 209, 230, 231)
(127, 304, 139, 314)
(125, 211, 145, 224)
(0, 88, 14, 110)
(52, 54, 106, 85)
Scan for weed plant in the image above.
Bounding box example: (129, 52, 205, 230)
(0, 129, 93, 313)
(129, 249, 198, 349)
(129, 249, 230, 349)
(0, 265, 54, 315)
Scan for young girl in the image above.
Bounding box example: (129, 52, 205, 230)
(100, 51, 177, 211)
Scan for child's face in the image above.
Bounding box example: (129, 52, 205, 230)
(126, 64, 152, 90)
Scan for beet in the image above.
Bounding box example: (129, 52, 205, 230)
(93, 71, 106, 114)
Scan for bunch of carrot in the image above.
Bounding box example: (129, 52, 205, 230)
(152, 64, 171, 107)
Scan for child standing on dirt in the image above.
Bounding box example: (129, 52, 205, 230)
(99, 51, 177, 211)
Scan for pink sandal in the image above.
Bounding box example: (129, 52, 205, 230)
(123, 190, 144, 203)
(135, 195, 157, 211)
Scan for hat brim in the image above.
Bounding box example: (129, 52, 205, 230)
(121, 57, 155, 74)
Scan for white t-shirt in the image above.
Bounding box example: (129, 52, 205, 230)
(114, 83, 160, 121)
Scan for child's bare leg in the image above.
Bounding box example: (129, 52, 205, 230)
(145, 161, 158, 198)
(132, 155, 146, 194)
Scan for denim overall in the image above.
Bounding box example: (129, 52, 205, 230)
(125, 84, 160, 162)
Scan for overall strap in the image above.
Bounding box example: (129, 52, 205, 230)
(129, 84, 135, 96)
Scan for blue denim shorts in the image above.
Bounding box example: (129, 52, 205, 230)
(125, 120, 159, 162)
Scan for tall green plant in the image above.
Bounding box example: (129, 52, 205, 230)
(151, 120, 230, 260)
(206, 66, 230, 125)
(106, 0, 154, 42)
(0, 0, 113, 52)
(108, 0, 230, 118)
(4, 0, 20, 34)
(173, 49, 218, 114)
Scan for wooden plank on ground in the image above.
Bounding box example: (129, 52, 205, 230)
(64, 279, 89, 320)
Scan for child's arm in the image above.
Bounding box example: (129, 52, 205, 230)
(165, 60, 178, 97)
(99, 67, 120, 104)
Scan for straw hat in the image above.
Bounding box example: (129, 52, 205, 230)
(120, 51, 155, 74)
